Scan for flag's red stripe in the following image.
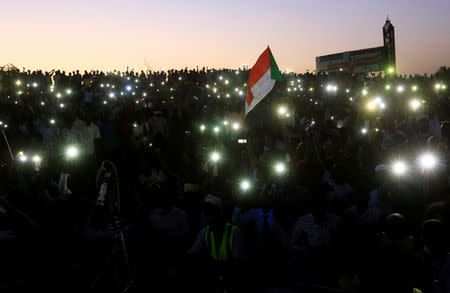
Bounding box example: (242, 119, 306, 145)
(246, 47, 271, 106)
(246, 87, 254, 106)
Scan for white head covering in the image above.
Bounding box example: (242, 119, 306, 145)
(375, 164, 387, 173)
(204, 194, 223, 209)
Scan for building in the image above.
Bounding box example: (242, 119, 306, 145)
(383, 16, 396, 69)
(316, 17, 396, 74)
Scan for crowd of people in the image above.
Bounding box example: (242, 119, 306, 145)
(0, 65, 449, 292)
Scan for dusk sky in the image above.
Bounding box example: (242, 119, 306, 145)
(1, 0, 449, 75)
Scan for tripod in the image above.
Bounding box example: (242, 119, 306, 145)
(89, 160, 134, 293)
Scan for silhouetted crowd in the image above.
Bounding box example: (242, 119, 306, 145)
(0, 66, 449, 292)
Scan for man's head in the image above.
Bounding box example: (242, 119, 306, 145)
(204, 195, 224, 228)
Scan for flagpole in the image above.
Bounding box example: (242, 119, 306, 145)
(2, 129, 14, 160)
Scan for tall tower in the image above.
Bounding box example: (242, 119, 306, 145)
(383, 16, 396, 70)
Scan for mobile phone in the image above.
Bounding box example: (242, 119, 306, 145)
(305, 121, 315, 131)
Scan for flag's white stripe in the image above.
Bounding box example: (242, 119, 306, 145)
(245, 68, 275, 115)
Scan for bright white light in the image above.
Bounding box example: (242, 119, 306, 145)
(32, 82, 38, 88)
(232, 123, 240, 130)
(65, 146, 79, 159)
(109, 93, 115, 98)
(59, 103, 65, 108)
(379, 103, 386, 109)
(367, 102, 376, 111)
(326, 84, 337, 92)
(19, 154, 28, 162)
(362, 89, 368, 96)
(200, 124, 206, 132)
(418, 153, 437, 170)
(397, 85, 404, 93)
(41, 102, 45, 106)
(132, 122, 138, 128)
(346, 89, 350, 93)
(15, 80, 21, 86)
(385, 85, 391, 90)
(412, 85, 418, 92)
(238, 90, 243, 96)
(361, 128, 368, 134)
(240, 180, 251, 192)
(274, 162, 286, 174)
(210, 152, 221, 162)
(225, 80, 229, 85)
(126, 85, 132, 91)
(66, 89, 72, 95)
(410, 99, 421, 111)
(50, 119, 55, 124)
(213, 126, 220, 133)
(278, 106, 287, 115)
(223, 120, 228, 126)
(32, 155, 41, 163)
(392, 160, 408, 176)
(56, 93, 62, 98)
(435, 84, 441, 90)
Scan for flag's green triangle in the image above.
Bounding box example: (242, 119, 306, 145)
(270, 52, 282, 81)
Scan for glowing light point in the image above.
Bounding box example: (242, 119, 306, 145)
(210, 152, 221, 163)
(410, 99, 421, 111)
(419, 153, 437, 170)
(392, 160, 408, 176)
(32, 155, 41, 163)
(240, 180, 251, 192)
(274, 162, 286, 174)
(19, 154, 28, 162)
(65, 146, 79, 159)
(278, 106, 287, 115)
